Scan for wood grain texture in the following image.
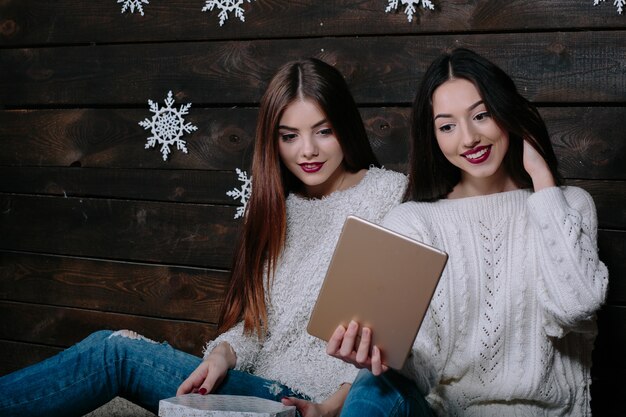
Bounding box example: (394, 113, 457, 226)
(0, 301, 218, 356)
(0, 108, 257, 169)
(0, 2, 623, 415)
(0, 167, 245, 205)
(0, 251, 229, 322)
(1, 107, 624, 178)
(0, 194, 242, 269)
(2, 0, 625, 45)
(0, 340, 63, 376)
(2, 32, 625, 107)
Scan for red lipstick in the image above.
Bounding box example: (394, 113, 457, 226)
(300, 162, 324, 173)
(462, 145, 491, 164)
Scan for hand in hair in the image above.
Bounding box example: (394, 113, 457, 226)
(176, 342, 236, 396)
(523, 140, 556, 191)
(326, 320, 388, 376)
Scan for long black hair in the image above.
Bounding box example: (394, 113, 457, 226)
(405, 48, 562, 202)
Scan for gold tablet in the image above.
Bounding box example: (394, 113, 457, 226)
(307, 215, 448, 369)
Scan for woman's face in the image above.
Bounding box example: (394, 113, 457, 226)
(432, 78, 511, 193)
(277, 99, 347, 198)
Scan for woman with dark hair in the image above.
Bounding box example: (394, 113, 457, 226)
(329, 48, 608, 417)
(0, 58, 407, 417)
(406, 47, 562, 202)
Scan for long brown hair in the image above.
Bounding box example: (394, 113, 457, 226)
(219, 58, 380, 337)
(405, 48, 562, 202)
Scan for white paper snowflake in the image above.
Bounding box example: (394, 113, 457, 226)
(386, 0, 434, 22)
(139, 91, 198, 161)
(594, 0, 625, 14)
(118, 0, 149, 16)
(227, 168, 252, 219)
(202, 0, 255, 26)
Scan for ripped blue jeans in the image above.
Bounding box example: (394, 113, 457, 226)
(0, 330, 308, 417)
(341, 369, 434, 417)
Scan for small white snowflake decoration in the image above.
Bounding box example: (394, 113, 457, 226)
(227, 168, 252, 219)
(386, 0, 434, 22)
(118, 0, 150, 16)
(594, 0, 625, 14)
(202, 0, 255, 26)
(139, 91, 198, 161)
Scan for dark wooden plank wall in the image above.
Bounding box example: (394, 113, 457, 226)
(1, 1, 624, 415)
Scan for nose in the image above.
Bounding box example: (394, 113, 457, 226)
(461, 123, 480, 148)
(301, 135, 319, 158)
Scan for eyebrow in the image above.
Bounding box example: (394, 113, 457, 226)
(278, 119, 328, 131)
(434, 100, 484, 120)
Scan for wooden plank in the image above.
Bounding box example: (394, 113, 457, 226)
(1, 107, 624, 179)
(0, 194, 241, 269)
(0, 301, 217, 356)
(2, 0, 625, 46)
(0, 167, 244, 205)
(2, 32, 625, 106)
(0, 108, 256, 170)
(0, 251, 229, 322)
(0, 340, 63, 376)
(540, 108, 626, 181)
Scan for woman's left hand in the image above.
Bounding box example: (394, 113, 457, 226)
(523, 140, 556, 191)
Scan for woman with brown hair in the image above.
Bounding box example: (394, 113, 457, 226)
(0, 58, 407, 417)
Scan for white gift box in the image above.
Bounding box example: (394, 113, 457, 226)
(158, 394, 296, 417)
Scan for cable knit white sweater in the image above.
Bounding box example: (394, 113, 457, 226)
(383, 186, 608, 417)
(204, 167, 407, 402)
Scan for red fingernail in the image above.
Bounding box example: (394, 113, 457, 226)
(198, 388, 207, 395)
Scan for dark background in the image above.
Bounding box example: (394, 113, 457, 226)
(1, 1, 624, 415)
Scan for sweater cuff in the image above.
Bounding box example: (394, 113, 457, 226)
(203, 324, 260, 371)
(526, 186, 566, 220)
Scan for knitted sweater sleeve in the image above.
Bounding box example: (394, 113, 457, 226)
(202, 321, 262, 372)
(527, 186, 609, 338)
(381, 204, 440, 396)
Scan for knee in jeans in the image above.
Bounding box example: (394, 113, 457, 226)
(108, 329, 158, 344)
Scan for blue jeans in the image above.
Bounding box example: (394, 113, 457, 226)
(340, 369, 434, 417)
(0, 330, 308, 417)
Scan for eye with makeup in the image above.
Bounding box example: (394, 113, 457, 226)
(473, 110, 491, 122)
(316, 127, 334, 137)
(279, 131, 298, 143)
(437, 122, 455, 134)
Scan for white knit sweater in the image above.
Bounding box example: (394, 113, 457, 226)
(204, 167, 407, 402)
(383, 186, 609, 417)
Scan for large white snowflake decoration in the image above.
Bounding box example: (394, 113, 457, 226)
(118, 0, 149, 16)
(386, 0, 434, 22)
(227, 168, 252, 219)
(139, 91, 198, 161)
(202, 0, 255, 26)
(594, 0, 625, 14)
